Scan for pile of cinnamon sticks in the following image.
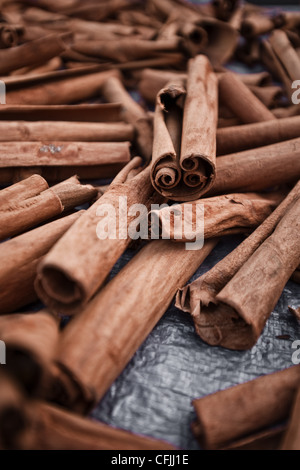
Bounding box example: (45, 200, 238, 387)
(0, 0, 300, 451)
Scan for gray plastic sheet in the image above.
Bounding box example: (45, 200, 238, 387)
(91, 236, 300, 449)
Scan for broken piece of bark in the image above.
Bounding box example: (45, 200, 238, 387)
(176, 181, 300, 350)
(219, 72, 276, 123)
(216, 116, 300, 155)
(35, 158, 161, 314)
(0, 211, 82, 314)
(192, 366, 300, 450)
(150, 191, 284, 241)
(52, 239, 216, 412)
(0, 311, 60, 395)
(19, 401, 176, 450)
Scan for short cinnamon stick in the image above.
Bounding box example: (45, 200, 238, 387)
(192, 366, 300, 450)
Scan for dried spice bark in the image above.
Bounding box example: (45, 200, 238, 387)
(35, 158, 161, 314)
(0, 211, 82, 314)
(216, 116, 300, 155)
(150, 191, 284, 241)
(51, 240, 216, 412)
(280, 388, 300, 450)
(176, 181, 300, 350)
(192, 366, 300, 450)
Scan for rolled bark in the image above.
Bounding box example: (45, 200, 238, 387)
(216, 116, 300, 155)
(281, 388, 300, 450)
(0, 121, 134, 143)
(51, 176, 97, 212)
(222, 427, 285, 451)
(101, 75, 153, 161)
(35, 158, 161, 315)
(150, 191, 284, 241)
(0, 311, 60, 395)
(179, 55, 218, 200)
(0, 24, 22, 48)
(212, 0, 239, 22)
(210, 138, 300, 195)
(0, 33, 68, 75)
(176, 181, 300, 350)
(20, 401, 176, 450)
(5, 69, 121, 106)
(241, 13, 277, 38)
(0, 141, 131, 184)
(0, 211, 82, 314)
(52, 239, 216, 412)
(138, 68, 186, 103)
(273, 106, 300, 119)
(218, 72, 276, 124)
(0, 174, 48, 207)
(192, 366, 300, 450)
(72, 38, 182, 63)
(0, 103, 123, 122)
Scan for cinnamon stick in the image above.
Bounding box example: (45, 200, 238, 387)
(218, 72, 276, 124)
(5, 69, 121, 105)
(0, 121, 134, 142)
(0, 141, 131, 184)
(176, 181, 300, 350)
(138, 68, 186, 103)
(216, 116, 300, 155)
(0, 311, 59, 395)
(210, 138, 300, 195)
(150, 191, 284, 242)
(0, 211, 82, 314)
(0, 33, 68, 75)
(0, 174, 48, 207)
(280, 388, 300, 450)
(101, 75, 153, 161)
(248, 85, 283, 109)
(19, 401, 176, 450)
(192, 366, 300, 450)
(0, 103, 123, 122)
(52, 239, 216, 412)
(35, 158, 161, 314)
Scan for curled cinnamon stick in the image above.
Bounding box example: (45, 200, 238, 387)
(20, 401, 176, 450)
(219, 72, 276, 124)
(0, 311, 59, 395)
(192, 366, 300, 450)
(176, 181, 300, 350)
(150, 191, 284, 242)
(216, 116, 300, 155)
(52, 239, 216, 412)
(35, 158, 161, 314)
(0, 211, 82, 314)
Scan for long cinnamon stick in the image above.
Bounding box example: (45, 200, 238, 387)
(0, 33, 68, 75)
(0, 211, 82, 314)
(0, 121, 134, 143)
(0, 103, 123, 122)
(216, 116, 300, 155)
(210, 138, 300, 195)
(19, 401, 176, 450)
(0, 141, 131, 184)
(176, 181, 300, 350)
(52, 239, 216, 412)
(218, 72, 276, 124)
(192, 366, 300, 450)
(101, 75, 153, 161)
